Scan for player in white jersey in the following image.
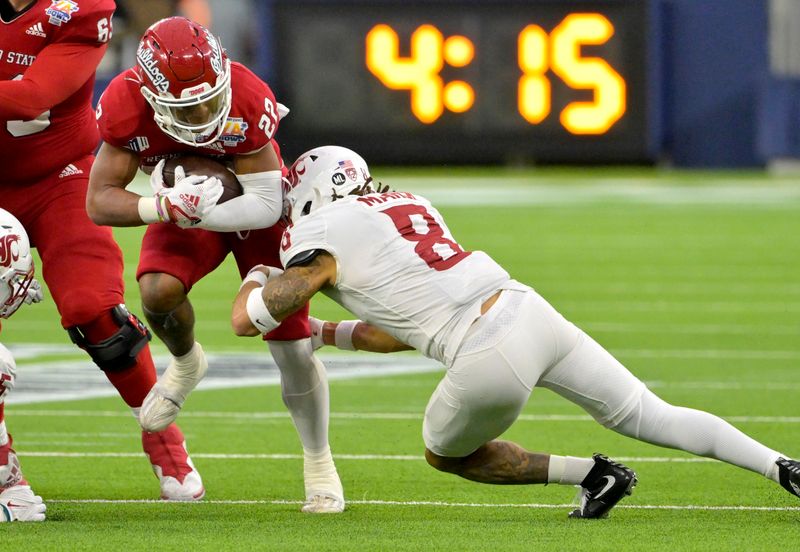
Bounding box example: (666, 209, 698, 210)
(230, 146, 800, 519)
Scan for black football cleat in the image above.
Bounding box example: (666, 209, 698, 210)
(568, 453, 637, 519)
(776, 457, 800, 498)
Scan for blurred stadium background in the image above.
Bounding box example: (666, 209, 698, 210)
(5, 1, 800, 549)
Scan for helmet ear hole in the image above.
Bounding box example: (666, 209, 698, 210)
(301, 201, 313, 217)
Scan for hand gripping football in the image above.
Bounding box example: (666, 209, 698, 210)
(162, 155, 243, 204)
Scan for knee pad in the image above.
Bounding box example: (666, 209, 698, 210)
(67, 305, 152, 373)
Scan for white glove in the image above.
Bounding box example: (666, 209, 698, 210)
(0, 485, 46, 522)
(308, 316, 325, 350)
(0, 344, 16, 403)
(149, 158, 167, 194)
(157, 174, 223, 228)
(23, 279, 43, 305)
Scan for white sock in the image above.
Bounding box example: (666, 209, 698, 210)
(547, 455, 595, 485)
(0, 421, 8, 447)
(269, 339, 330, 452)
(303, 445, 342, 498)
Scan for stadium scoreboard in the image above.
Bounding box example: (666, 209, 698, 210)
(272, 1, 654, 163)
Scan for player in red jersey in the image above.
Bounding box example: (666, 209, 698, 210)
(0, 0, 205, 502)
(0, 209, 47, 522)
(87, 17, 344, 513)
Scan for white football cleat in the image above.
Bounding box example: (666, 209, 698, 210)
(0, 484, 46, 522)
(142, 424, 205, 501)
(0, 440, 23, 490)
(302, 493, 345, 514)
(0, 440, 45, 522)
(139, 389, 182, 433)
(302, 448, 344, 514)
(139, 342, 208, 432)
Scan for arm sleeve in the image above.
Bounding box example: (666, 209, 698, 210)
(198, 170, 284, 232)
(0, 41, 107, 120)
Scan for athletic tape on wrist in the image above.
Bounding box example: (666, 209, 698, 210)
(137, 197, 161, 224)
(246, 287, 280, 334)
(239, 270, 268, 291)
(334, 320, 359, 351)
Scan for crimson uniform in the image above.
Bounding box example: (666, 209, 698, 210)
(97, 62, 310, 340)
(0, 0, 125, 330)
(0, 1, 203, 501)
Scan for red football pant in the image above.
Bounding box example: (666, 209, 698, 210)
(138, 222, 310, 340)
(0, 156, 156, 407)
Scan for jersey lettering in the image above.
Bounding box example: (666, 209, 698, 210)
(381, 203, 470, 271)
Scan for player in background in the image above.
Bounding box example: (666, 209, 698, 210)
(230, 146, 800, 519)
(0, 0, 204, 501)
(0, 209, 47, 522)
(86, 17, 344, 513)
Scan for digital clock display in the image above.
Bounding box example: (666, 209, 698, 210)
(272, 1, 653, 163)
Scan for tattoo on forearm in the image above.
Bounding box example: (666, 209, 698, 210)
(264, 258, 327, 320)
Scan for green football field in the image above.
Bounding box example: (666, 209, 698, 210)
(2, 168, 800, 550)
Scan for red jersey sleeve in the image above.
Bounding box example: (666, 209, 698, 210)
(0, 0, 115, 120)
(96, 69, 143, 149)
(227, 63, 281, 155)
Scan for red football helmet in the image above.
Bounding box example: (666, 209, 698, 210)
(136, 17, 232, 146)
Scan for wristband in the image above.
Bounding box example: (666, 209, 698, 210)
(239, 270, 268, 291)
(138, 197, 161, 224)
(246, 287, 280, 334)
(334, 320, 359, 351)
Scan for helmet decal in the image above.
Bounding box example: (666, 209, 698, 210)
(136, 17, 233, 147)
(136, 44, 170, 94)
(0, 233, 21, 267)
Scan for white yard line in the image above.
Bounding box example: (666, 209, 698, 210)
(16, 451, 732, 462)
(10, 410, 800, 423)
(47, 497, 800, 512)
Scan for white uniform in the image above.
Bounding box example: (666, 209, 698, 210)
(281, 192, 646, 457)
(281, 191, 526, 366)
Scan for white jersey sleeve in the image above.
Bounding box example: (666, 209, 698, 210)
(280, 213, 333, 268)
(281, 192, 514, 365)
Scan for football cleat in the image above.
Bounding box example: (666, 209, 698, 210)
(302, 451, 345, 514)
(0, 439, 23, 490)
(139, 343, 208, 433)
(0, 440, 46, 522)
(142, 424, 205, 501)
(302, 493, 345, 514)
(776, 457, 800, 498)
(0, 484, 46, 522)
(569, 453, 637, 519)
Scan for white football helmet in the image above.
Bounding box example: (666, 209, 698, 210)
(137, 17, 232, 147)
(0, 209, 34, 319)
(283, 146, 373, 224)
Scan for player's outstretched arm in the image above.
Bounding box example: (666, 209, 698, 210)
(310, 317, 412, 353)
(231, 254, 337, 337)
(86, 142, 145, 227)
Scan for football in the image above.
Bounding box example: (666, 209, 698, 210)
(162, 155, 243, 205)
